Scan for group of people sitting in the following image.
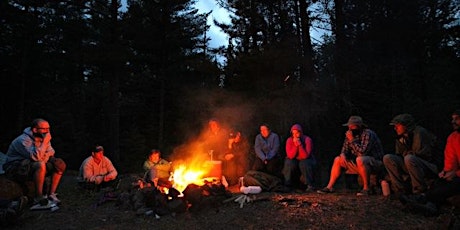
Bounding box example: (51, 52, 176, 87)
(316, 110, 460, 216)
(1, 118, 173, 210)
(2, 109, 459, 217)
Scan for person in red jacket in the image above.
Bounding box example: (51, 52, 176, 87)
(401, 109, 460, 215)
(282, 124, 316, 192)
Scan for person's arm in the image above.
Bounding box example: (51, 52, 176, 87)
(266, 133, 280, 159)
(254, 135, 266, 161)
(285, 137, 297, 159)
(411, 127, 433, 160)
(103, 157, 118, 181)
(143, 160, 152, 171)
(82, 158, 100, 183)
(298, 136, 313, 159)
(442, 133, 460, 178)
(348, 130, 371, 156)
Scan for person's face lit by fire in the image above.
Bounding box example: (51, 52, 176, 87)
(260, 125, 270, 138)
(92, 149, 104, 164)
(393, 123, 407, 136)
(32, 120, 51, 139)
(452, 114, 460, 131)
(209, 120, 220, 134)
(291, 129, 301, 139)
(149, 152, 161, 163)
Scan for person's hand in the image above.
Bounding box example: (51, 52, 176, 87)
(293, 138, 301, 147)
(439, 170, 456, 181)
(224, 153, 234, 161)
(43, 132, 52, 143)
(345, 130, 354, 141)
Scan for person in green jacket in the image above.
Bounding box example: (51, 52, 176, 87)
(143, 149, 172, 187)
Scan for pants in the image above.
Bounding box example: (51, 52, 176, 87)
(282, 158, 316, 186)
(383, 154, 438, 194)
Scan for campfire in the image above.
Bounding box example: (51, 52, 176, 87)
(168, 159, 223, 194)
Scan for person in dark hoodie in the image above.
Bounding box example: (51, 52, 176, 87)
(282, 124, 316, 192)
(4, 118, 66, 205)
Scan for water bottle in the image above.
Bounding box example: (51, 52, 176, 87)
(381, 180, 390, 197)
(240, 186, 262, 194)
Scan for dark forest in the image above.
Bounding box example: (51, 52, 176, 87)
(1, 0, 459, 174)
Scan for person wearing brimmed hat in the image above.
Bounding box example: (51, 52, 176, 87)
(383, 113, 442, 196)
(317, 116, 385, 196)
(282, 124, 316, 192)
(78, 145, 118, 191)
(399, 109, 460, 216)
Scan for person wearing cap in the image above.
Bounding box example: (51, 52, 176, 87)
(317, 116, 385, 196)
(78, 145, 118, 191)
(399, 109, 460, 215)
(143, 149, 172, 187)
(253, 123, 282, 177)
(282, 124, 316, 192)
(3, 118, 66, 205)
(383, 113, 442, 195)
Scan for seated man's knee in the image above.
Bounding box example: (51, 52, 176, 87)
(31, 161, 47, 172)
(53, 158, 66, 174)
(403, 154, 418, 166)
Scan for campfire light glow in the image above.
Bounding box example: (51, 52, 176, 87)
(171, 164, 208, 193)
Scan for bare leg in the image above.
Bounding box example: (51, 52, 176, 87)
(326, 156, 343, 189)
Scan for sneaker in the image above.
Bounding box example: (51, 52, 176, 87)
(34, 196, 49, 206)
(317, 187, 333, 194)
(356, 189, 369, 196)
(48, 193, 61, 204)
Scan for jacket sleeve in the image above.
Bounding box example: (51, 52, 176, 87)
(300, 136, 313, 159)
(443, 133, 460, 176)
(104, 157, 118, 180)
(254, 135, 266, 161)
(285, 137, 296, 159)
(266, 134, 280, 160)
(412, 127, 434, 161)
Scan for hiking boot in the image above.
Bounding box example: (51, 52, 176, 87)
(317, 187, 333, 194)
(48, 193, 61, 204)
(356, 189, 369, 196)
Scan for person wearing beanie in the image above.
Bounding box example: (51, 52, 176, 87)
(400, 109, 460, 216)
(282, 124, 316, 192)
(317, 116, 385, 196)
(383, 113, 443, 196)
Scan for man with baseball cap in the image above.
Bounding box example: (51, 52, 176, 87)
(383, 113, 442, 196)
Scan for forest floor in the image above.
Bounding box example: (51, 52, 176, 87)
(5, 170, 460, 230)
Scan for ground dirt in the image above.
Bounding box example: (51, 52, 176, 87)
(5, 171, 460, 230)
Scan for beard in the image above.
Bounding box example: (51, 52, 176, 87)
(33, 132, 47, 138)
